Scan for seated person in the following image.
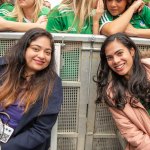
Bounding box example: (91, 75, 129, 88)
(100, 0, 150, 38)
(0, 28, 63, 150)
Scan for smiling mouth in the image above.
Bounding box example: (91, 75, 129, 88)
(34, 59, 45, 65)
(114, 63, 125, 71)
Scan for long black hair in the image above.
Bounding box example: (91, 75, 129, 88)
(95, 33, 150, 110)
(0, 28, 56, 113)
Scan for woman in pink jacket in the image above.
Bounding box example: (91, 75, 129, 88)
(95, 33, 150, 150)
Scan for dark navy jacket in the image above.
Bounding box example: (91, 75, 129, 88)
(0, 57, 63, 150)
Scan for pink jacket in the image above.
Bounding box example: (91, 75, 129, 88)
(108, 58, 150, 150)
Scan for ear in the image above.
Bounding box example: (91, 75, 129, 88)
(130, 47, 135, 57)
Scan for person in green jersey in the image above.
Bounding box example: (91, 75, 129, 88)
(0, 0, 14, 17)
(4, 0, 50, 23)
(0, 0, 50, 32)
(99, 0, 150, 38)
(46, 0, 104, 34)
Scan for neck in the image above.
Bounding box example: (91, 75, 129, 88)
(22, 7, 35, 21)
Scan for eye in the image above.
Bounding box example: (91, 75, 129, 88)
(106, 56, 113, 61)
(117, 51, 123, 56)
(31, 47, 40, 52)
(107, 0, 112, 2)
(116, 0, 122, 2)
(45, 51, 51, 56)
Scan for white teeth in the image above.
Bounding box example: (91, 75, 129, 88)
(115, 64, 124, 69)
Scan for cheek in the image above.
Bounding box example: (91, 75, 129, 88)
(46, 56, 51, 65)
(107, 61, 113, 69)
(120, 2, 127, 11)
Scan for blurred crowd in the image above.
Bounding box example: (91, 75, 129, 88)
(0, 0, 150, 38)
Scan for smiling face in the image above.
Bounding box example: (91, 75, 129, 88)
(106, 0, 127, 16)
(25, 36, 52, 76)
(105, 40, 135, 79)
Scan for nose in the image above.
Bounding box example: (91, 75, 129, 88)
(37, 51, 45, 59)
(113, 56, 120, 64)
(111, 1, 117, 7)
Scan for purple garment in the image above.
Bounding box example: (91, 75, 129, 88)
(0, 100, 24, 129)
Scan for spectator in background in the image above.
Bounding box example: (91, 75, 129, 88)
(0, 0, 50, 32)
(95, 33, 150, 150)
(100, 0, 150, 38)
(46, 0, 104, 34)
(0, 28, 63, 150)
(4, 0, 49, 23)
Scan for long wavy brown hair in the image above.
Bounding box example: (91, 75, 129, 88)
(0, 28, 56, 113)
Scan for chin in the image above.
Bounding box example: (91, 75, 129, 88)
(111, 13, 119, 16)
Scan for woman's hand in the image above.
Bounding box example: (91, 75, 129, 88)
(36, 15, 47, 24)
(130, 0, 145, 13)
(43, 0, 51, 9)
(92, 0, 104, 34)
(93, 0, 104, 22)
(36, 16, 48, 29)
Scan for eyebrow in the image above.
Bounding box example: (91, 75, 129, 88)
(30, 44, 52, 51)
(106, 49, 123, 57)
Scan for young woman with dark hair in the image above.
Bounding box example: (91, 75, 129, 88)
(0, 28, 63, 150)
(99, 0, 150, 38)
(95, 33, 150, 150)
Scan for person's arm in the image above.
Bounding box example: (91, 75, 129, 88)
(109, 106, 150, 149)
(92, 0, 104, 35)
(1, 77, 63, 150)
(101, 0, 144, 36)
(0, 17, 46, 32)
(125, 5, 150, 38)
(125, 24, 150, 38)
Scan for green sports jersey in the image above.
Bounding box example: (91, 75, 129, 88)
(100, 5, 150, 31)
(3, 6, 50, 22)
(46, 5, 93, 34)
(0, 2, 14, 17)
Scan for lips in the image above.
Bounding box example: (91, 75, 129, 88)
(114, 63, 125, 71)
(33, 59, 45, 65)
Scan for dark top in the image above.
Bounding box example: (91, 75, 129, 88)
(0, 57, 63, 150)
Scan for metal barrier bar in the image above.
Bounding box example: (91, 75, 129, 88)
(0, 33, 150, 45)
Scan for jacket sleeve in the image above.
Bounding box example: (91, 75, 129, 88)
(0, 57, 7, 74)
(1, 77, 63, 150)
(109, 107, 150, 150)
